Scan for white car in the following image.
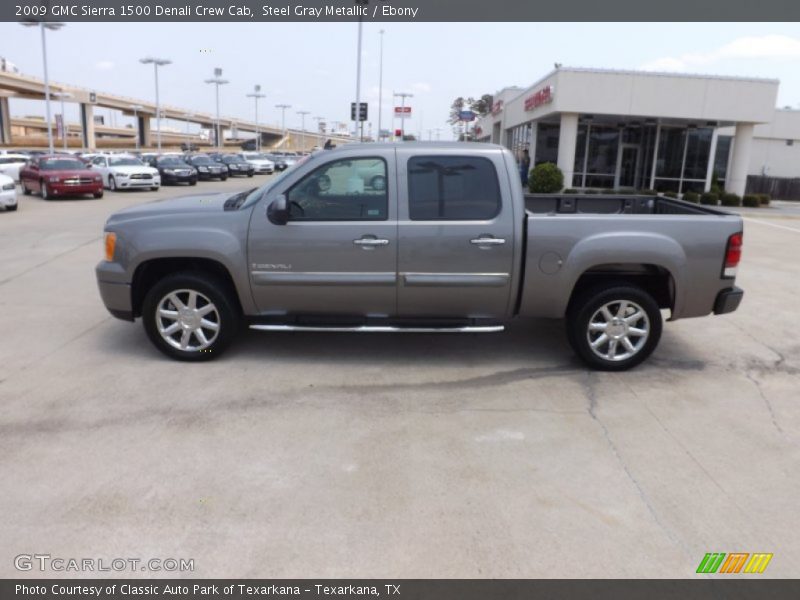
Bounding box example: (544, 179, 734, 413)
(0, 153, 30, 182)
(91, 155, 161, 191)
(0, 173, 18, 211)
(241, 152, 275, 174)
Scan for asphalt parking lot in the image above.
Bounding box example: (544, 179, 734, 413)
(1, 180, 798, 578)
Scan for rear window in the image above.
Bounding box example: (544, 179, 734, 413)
(407, 156, 501, 220)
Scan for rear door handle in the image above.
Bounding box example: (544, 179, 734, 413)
(354, 238, 389, 246)
(470, 237, 506, 246)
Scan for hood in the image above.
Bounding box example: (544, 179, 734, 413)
(106, 165, 158, 174)
(106, 192, 232, 225)
(42, 168, 99, 178)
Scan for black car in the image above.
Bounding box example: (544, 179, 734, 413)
(185, 154, 228, 181)
(217, 154, 255, 177)
(263, 153, 289, 172)
(149, 156, 198, 185)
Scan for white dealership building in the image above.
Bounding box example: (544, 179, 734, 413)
(474, 67, 800, 196)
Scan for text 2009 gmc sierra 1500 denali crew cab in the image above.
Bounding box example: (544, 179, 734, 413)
(96, 143, 744, 370)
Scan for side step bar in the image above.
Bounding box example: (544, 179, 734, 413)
(249, 324, 505, 334)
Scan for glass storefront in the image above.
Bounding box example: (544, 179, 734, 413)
(654, 127, 712, 193)
(534, 123, 559, 166)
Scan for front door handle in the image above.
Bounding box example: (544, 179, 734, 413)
(470, 237, 506, 246)
(354, 237, 389, 247)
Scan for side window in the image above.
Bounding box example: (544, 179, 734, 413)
(408, 156, 501, 220)
(287, 157, 388, 221)
(94, 157, 106, 167)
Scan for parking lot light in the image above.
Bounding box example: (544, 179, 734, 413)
(205, 68, 229, 149)
(139, 57, 171, 152)
(20, 21, 65, 155)
(246, 85, 266, 152)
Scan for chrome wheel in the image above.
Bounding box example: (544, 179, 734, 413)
(586, 300, 650, 362)
(155, 289, 220, 352)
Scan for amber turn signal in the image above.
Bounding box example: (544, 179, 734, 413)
(104, 232, 117, 262)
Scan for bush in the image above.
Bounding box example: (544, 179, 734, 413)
(638, 188, 658, 196)
(720, 193, 742, 207)
(683, 191, 700, 203)
(600, 189, 617, 194)
(528, 163, 564, 193)
(563, 188, 578, 194)
(583, 189, 600, 194)
(663, 191, 679, 199)
(757, 193, 771, 206)
(742, 194, 760, 208)
(700, 192, 719, 205)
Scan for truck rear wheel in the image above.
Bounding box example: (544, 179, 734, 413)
(142, 272, 240, 361)
(567, 283, 662, 371)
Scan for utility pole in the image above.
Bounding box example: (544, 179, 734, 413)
(378, 29, 385, 141)
(246, 85, 266, 151)
(139, 56, 171, 152)
(204, 68, 229, 149)
(22, 22, 65, 154)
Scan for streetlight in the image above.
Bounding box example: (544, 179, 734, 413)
(204, 68, 228, 149)
(393, 92, 413, 140)
(275, 104, 291, 147)
(139, 56, 171, 152)
(51, 91, 73, 151)
(20, 21, 64, 155)
(246, 85, 266, 152)
(378, 29, 385, 141)
(297, 110, 310, 151)
(129, 104, 144, 151)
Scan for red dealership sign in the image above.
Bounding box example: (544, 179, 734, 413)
(394, 106, 412, 116)
(524, 85, 554, 111)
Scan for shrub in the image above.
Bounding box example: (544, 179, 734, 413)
(757, 193, 771, 206)
(563, 188, 578, 194)
(663, 191, 679, 199)
(528, 163, 564, 193)
(700, 192, 719, 205)
(638, 188, 658, 196)
(683, 191, 700, 203)
(742, 194, 760, 208)
(720, 193, 742, 207)
(583, 189, 600, 194)
(601, 189, 617, 194)
(710, 173, 723, 195)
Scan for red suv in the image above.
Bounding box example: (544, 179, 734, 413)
(20, 155, 104, 200)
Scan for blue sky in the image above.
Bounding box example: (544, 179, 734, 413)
(2, 22, 800, 138)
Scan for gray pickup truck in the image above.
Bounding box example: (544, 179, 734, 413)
(96, 142, 744, 370)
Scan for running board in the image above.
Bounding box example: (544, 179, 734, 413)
(249, 324, 505, 334)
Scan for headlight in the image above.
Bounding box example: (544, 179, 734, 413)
(49, 176, 60, 182)
(198, 166, 208, 172)
(95, 176, 102, 181)
(2, 182, 15, 191)
(104, 232, 117, 262)
(164, 169, 175, 174)
(114, 172, 127, 177)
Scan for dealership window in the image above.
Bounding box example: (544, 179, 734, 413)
(534, 123, 559, 166)
(407, 156, 501, 220)
(654, 127, 713, 194)
(571, 125, 619, 189)
(713, 135, 732, 184)
(505, 123, 531, 156)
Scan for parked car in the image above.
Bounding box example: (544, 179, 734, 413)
(216, 154, 255, 177)
(20, 155, 104, 200)
(96, 143, 745, 369)
(91, 155, 161, 191)
(0, 153, 30, 182)
(263, 153, 289, 172)
(0, 172, 17, 211)
(240, 152, 275, 174)
(147, 156, 198, 186)
(185, 154, 228, 181)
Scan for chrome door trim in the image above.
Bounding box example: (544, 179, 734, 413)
(401, 273, 510, 287)
(252, 271, 397, 286)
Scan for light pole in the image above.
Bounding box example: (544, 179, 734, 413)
(129, 104, 144, 151)
(204, 68, 228, 149)
(275, 104, 291, 147)
(297, 110, 310, 151)
(246, 85, 266, 152)
(21, 21, 64, 155)
(353, 3, 367, 141)
(393, 92, 413, 140)
(139, 56, 171, 152)
(183, 112, 195, 150)
(51, 91, 72, 151)
(378, 29, 385, 141)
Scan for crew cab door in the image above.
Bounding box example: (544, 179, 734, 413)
(396, 148, 517, 320)
(247, 153, 398, 317)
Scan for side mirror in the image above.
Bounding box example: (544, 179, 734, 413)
(267, 195, 289, 225)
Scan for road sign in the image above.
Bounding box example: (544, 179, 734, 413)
(459, 110, 476, 122)
(351, 102, 368, 122)
(394, 106, 412, 117)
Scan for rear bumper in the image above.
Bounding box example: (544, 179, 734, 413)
(714, 286, 744, 315)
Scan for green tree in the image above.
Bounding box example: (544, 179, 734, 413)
(449, 97, 466, 125)
(471, 94, 493, 116)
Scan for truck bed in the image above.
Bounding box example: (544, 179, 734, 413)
(525, 194, 731, 216)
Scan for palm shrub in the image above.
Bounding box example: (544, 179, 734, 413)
(528, 163, 564, 193)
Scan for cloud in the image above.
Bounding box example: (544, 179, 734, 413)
(95, 60, 115, 70)
(640, 34, 800, 72)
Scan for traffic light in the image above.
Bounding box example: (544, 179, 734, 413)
(351, 102, 368, 122)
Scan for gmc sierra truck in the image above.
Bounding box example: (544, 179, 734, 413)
(96, 142, 744, 370)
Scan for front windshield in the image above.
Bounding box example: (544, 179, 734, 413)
(191, 156, 214, 165)
(158, 158, 187, 166)
(109, 157, 143, 167)
(223, 155, 242, 163)
(40, 158, 85, 170)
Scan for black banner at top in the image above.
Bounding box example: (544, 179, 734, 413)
(3, 0, 800, 22)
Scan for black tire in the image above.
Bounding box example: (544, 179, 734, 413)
(142, 272, 240, 362)
(566, 283, 662, 371)
(221, 175, 228, 181)
(6, 204, 18, 212)
(22, 182, 31, 195)
(151, 186, 159, 191)
(189, 179, 197, 186)
(93, 191, 104, 199)
(247, 173, 254, 178)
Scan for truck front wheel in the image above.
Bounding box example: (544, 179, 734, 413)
(567, 283, 662, 371)
(142, 272, 240, 361)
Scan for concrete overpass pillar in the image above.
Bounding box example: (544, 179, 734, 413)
(557, 112, 579, 188)
(0, 96, 10, 145)
(140, 115, 152, 148)
(80, 103, 96, 150)
(728, 122, 754, 197)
